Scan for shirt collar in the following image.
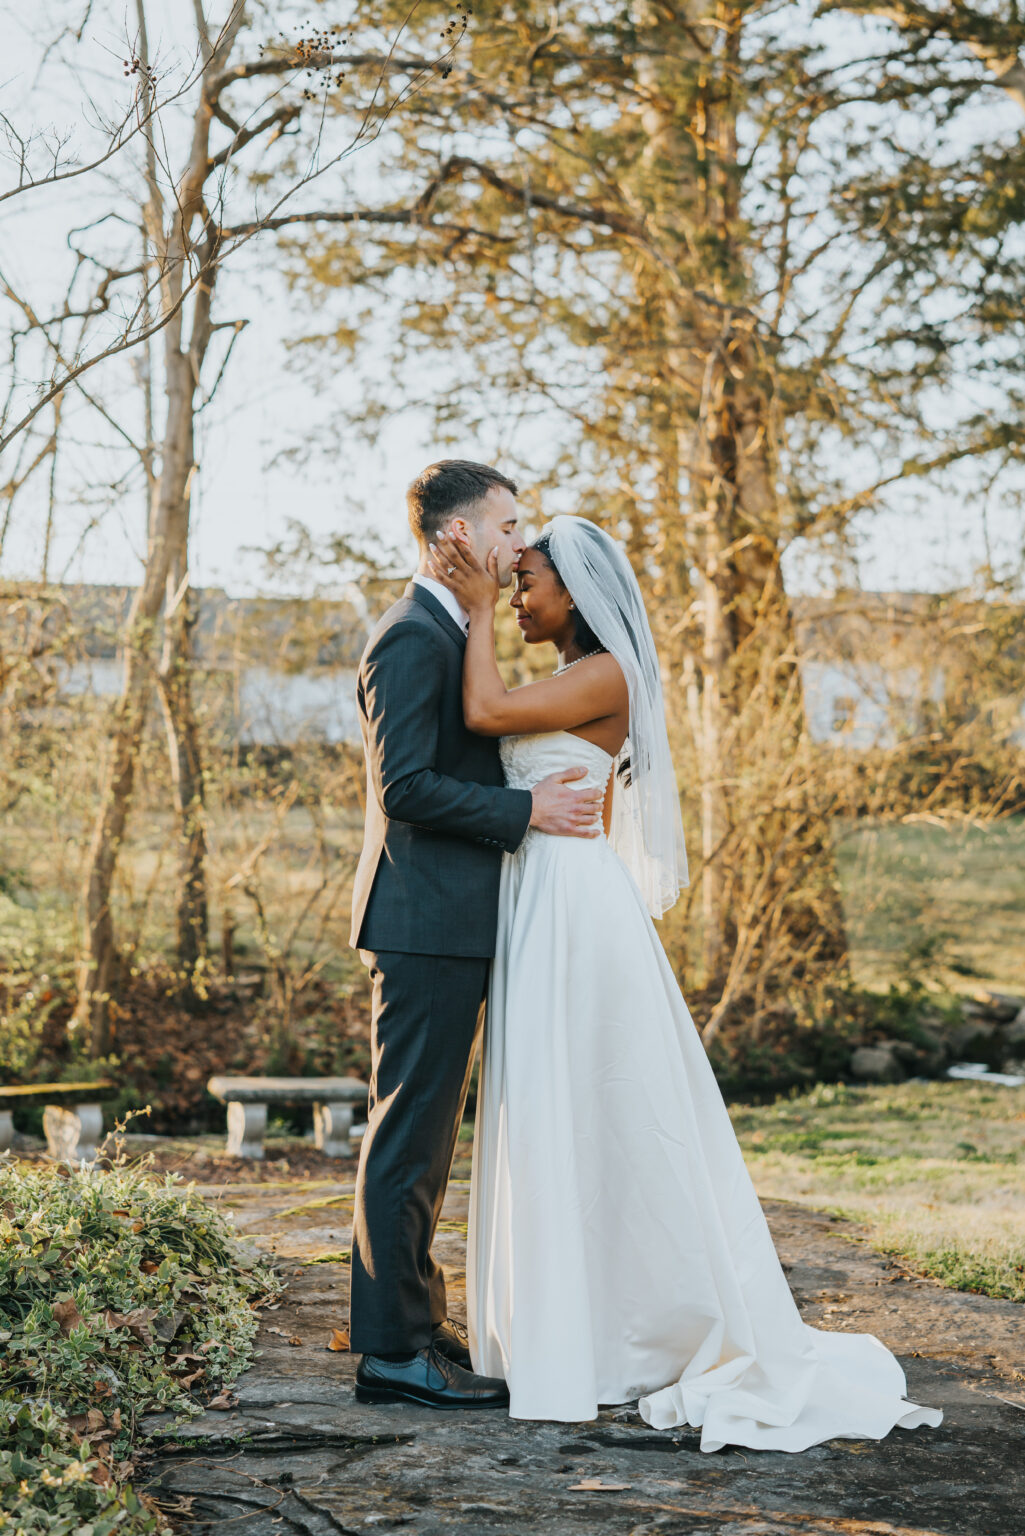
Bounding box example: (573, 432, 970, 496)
(412, 573, 469, 633)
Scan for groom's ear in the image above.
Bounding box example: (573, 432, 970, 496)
(449, 516, 471, 542)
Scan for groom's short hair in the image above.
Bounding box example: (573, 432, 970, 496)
(407, 460, 518, 547)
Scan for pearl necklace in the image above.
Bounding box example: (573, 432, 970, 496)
(553, 648, 603, 677)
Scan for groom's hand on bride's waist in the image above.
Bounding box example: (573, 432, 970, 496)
(529, 768, 603, 838)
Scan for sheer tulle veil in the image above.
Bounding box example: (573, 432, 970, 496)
(539, 515, 688, 916)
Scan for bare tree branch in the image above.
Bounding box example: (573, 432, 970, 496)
(824, 1, 1025, 113)
(0, 59, 203, 206)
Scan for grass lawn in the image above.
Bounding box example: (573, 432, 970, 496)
(4, 798, 1023, 1007)
(730, 1079, 1025, 1302)
(832, 814, 1025, 996)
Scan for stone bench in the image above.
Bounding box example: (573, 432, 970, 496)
(206, 1076, 369, 1159)
(0, 1081, 117, 1162)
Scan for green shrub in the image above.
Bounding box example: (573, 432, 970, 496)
(0, 1156, 281, 1535)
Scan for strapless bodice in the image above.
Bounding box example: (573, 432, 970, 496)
(500, 730, 615, 793)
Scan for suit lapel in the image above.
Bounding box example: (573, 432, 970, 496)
(406, 581, 467, 650)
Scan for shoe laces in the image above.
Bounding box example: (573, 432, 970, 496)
(425, 1337, 453, 1386)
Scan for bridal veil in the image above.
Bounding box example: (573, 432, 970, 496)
(539, 515, 688, 916)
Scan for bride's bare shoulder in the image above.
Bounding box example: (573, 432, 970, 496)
(561, 651, 627, 699)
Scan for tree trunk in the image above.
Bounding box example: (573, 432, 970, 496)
(73, 341, 201, 1051)
(691, 348, 849, 1039)
(157, 559, 209, 987)
(635, 1, 848, 1009)
(156, 245, 215, 993)
(72, 0, 242, 1053)
(154, 232, 219, 990)
(697, 479, 734, 983)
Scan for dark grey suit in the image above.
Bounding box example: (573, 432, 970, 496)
(348, 581, 532, 1354)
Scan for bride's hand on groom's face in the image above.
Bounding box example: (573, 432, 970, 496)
(427, 531, 500, 614)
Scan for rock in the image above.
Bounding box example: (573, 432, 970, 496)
(888, 1037, 944, 1075)
(948, 1062, 1025, 1086)
(147, 1170, 1025, 1536)
(970, 990, 1025, 1022)
(947, 1021, 1000, 1061)
(1004, 1013, 1025, 1047)
(914, 1026, 950, 1061)
(849, 1045, 905, 1083)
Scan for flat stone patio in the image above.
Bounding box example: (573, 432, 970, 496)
(147, 1154, 1025, 1535)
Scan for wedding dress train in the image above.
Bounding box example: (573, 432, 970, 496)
(467, 728, 943, 1451)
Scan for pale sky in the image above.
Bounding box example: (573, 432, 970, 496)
(2, 1, 1022, 600)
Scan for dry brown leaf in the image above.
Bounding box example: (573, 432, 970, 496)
(152, 1310, 186, 1343)
(104, 1307, 156, 1345)
(52, 1298, 85, 1335)
(326, 1328, 349, 1352)
(568, 1479, 633, 1492)
(206, 1391, 238, 1411)
(265, 1325, 304, 1346)
(139, 1259, 159, 1274)
(85, 1409, 106, 1432)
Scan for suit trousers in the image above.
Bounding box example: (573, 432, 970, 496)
(348, 948, 490, 1355)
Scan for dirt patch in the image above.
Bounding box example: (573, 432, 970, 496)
(12, 1132, 363, 1183)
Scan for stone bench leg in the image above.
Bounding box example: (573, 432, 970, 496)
(313, 1101, 352, 1158)
(0, 1111, 12, 1154)
(43, 1104, 103, 1163)
(226, 1101, 266, 1159)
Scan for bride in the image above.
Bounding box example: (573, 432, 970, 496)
(426, 514, 942, 1452)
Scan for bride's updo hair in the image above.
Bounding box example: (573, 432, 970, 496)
(531, 532, 607, 656)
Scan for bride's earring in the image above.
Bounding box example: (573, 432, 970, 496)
(569, 601, 575, 610)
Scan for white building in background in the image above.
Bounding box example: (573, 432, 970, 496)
(57, 656, 361, 745)
(35, 583, 369, 748)
(791, 591, 1025, 750)
(10, 583, 1024, 750)
(232, 665, 360, 746)
(798, 660, 947, 750)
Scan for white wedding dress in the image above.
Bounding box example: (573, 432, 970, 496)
(467, 728, 943, 1451)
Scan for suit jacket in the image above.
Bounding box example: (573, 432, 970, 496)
(350, 582, 533, 957)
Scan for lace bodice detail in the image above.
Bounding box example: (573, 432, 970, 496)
(500, 730, 615, 793)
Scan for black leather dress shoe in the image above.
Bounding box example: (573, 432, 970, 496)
(355, 1344, 509, 1409)
(431, 1317, 472, 1370)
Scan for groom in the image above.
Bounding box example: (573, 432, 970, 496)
(348, 460, 601, 1409)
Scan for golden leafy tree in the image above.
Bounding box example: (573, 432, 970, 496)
(274, 0, 1025, 1033)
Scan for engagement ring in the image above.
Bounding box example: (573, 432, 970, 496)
(447, 565, 455, 574)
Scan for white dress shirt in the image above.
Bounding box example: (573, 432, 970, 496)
(412, 573, 469, 634)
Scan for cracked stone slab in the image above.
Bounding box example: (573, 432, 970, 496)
(148, 1181, 1025, 1536)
